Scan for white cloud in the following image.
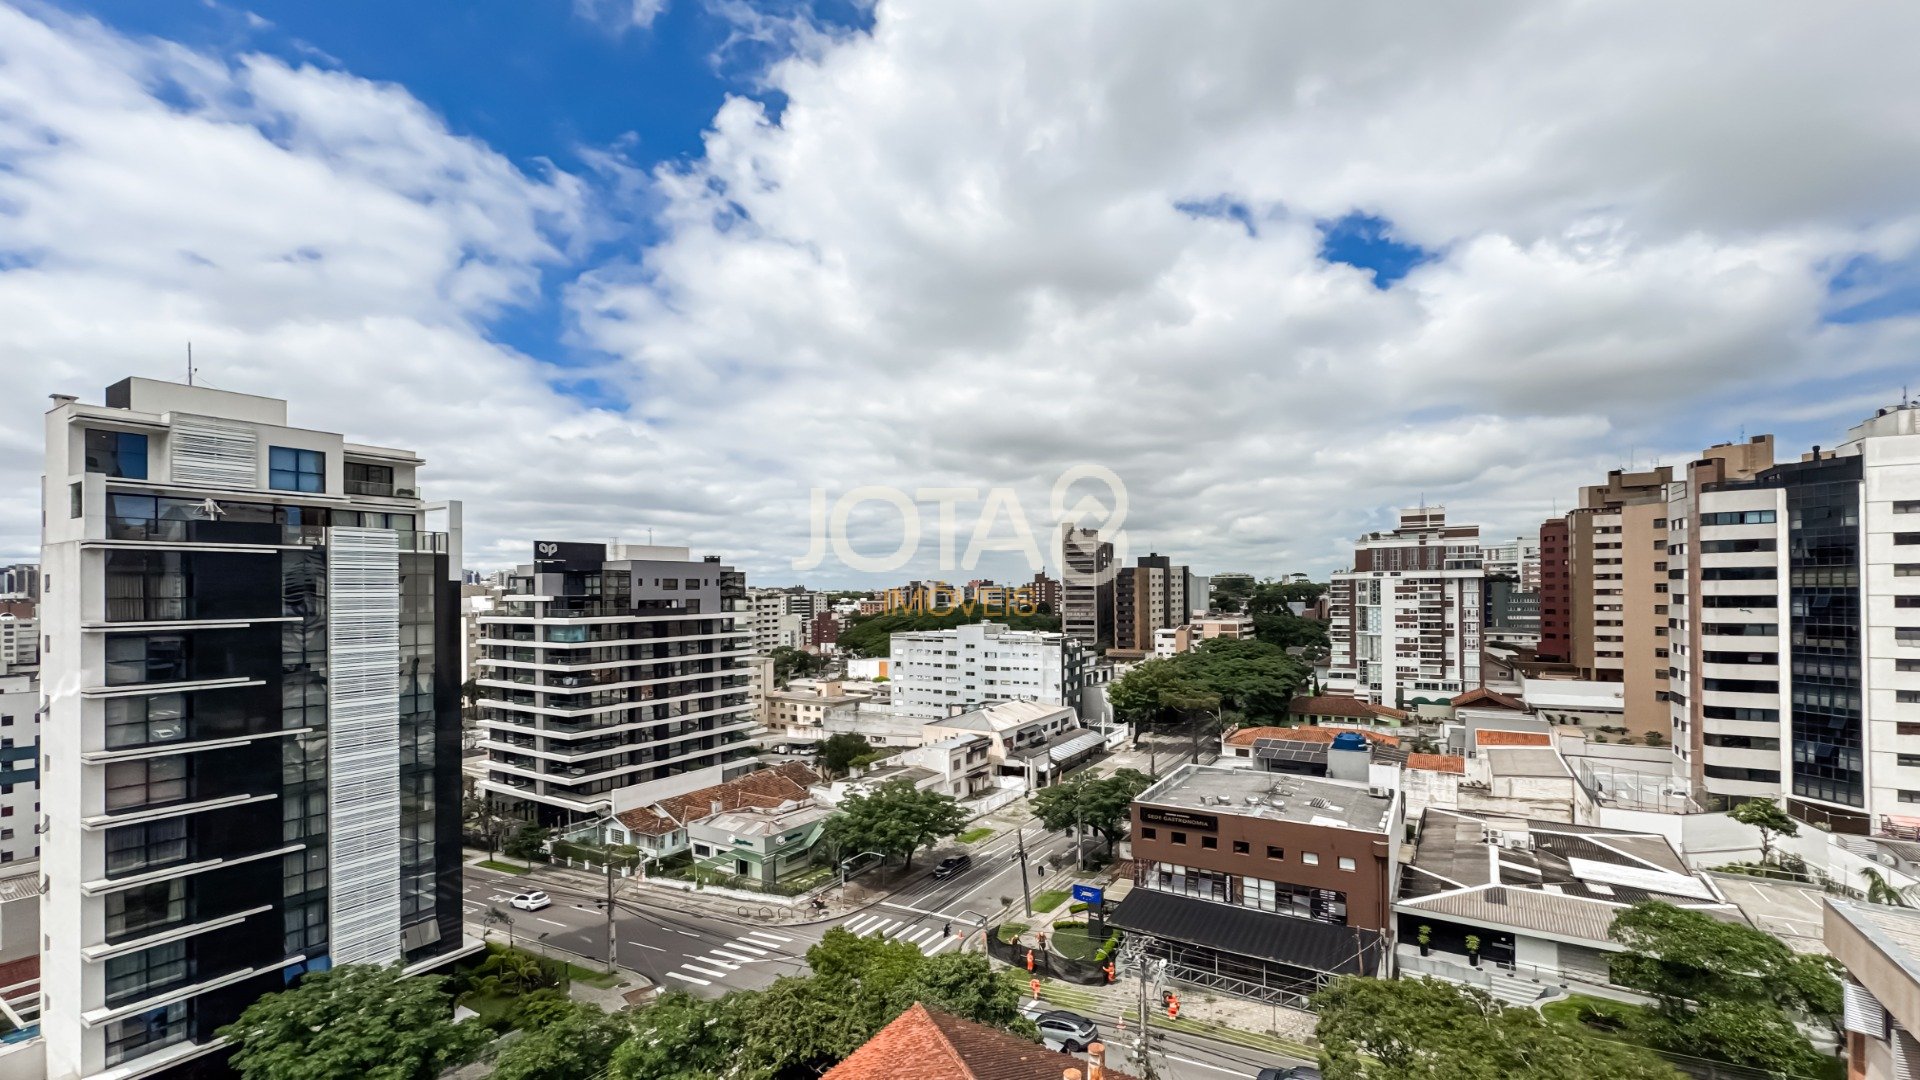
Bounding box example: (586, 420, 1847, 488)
(572, 0, 670, 34)
(4, 1, 1920, 586)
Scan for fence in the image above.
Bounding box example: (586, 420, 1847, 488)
(985, 926, 1114, 986)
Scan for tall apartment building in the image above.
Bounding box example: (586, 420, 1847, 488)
(1113, 553, 1193, 654)
(1537, 518, 1571, 662)
(474, 542, 759, 827)
(0, 673, 38, 865)
(0, 564, 37, 602)
(743, 588, 803, 654)
(40, 377, 469, 1079)
(0, 615, 37, 673)
(888, 622, 1086, 721)
(1665, 422, 1920, 832)
(1060, 526, 1114, 648)
(1326, 507, 1484, 707)
(1560, 468, 1677, 739)
(1025, 572, 1060, 614)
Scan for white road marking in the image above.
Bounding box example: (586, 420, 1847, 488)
(925, 935, 958, 956)
(903, 927, 934, 944)
(870, 919, 900, 938)
(664, 971, 711, 986)
(683, 962, 732, 979)
(676, 930, 702, 938)
(627, 940, 668, 952)
(722, 940, 771, 956)
(711, 947, 762, 962)
(844, 915, 884, 934)
(742, 930, 793, 944)
(697, 954, 742, 970)
(879, 901, 950, 918)
(534, 917, 567, 927)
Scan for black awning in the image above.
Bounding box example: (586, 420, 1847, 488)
(1109, 888, 1381, 976)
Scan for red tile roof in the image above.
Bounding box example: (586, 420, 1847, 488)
(614, 760, 818, 836)
(1224, 725, 1400, 748)
(824, 1003, 1140, 1080)
(1288, 694, 1377, 719)
(1405, 753, 1466, 774)
(1450, 687, 1527, 711)
(1474, 729, 1553, 747)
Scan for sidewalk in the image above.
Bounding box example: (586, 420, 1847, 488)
(1031, 977, 1319, 1059)
(465, 848, 897, 926)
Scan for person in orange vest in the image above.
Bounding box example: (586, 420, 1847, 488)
(1029, 978, 1041, 1000)
(1167, 992, 1180, 1020)
(1025, 949, 1035, 971)
(1103, 961, 1115, 983)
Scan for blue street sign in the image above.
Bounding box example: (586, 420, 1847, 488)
(1070, 883, 1104, 906)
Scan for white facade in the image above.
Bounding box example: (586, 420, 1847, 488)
(1328, 507, 1485, 707)
(0, 617, 36, 673)
(887, 622, 1084, 721)
(744, 588, 803, 653)
(0, 674, 38, 866)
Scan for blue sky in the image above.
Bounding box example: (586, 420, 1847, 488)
(2, 1, 1918, 582)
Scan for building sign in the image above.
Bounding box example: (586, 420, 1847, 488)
(1140, 807, 1219, 831)
(1070, 883, 1104, 906)
(533, 540, 604, 573)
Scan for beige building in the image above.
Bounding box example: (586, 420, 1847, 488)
(1827, 898, 1920, 1079)
(1563, 468, 1673, 739)
(763, 679, 873, 742)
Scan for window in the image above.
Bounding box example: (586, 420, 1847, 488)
(1900, 691, 1920, 705)
(85, 429, 149, 479)
(106, 1003, 190, 1067)
(105, 819, 189, 876)
(1901, 755, 1920, 769)
(1899, 534, 1920, 547)
(1338, 856, 1357, 871)
(1898, 565, 1920, 577)
(1232, 840, 1249, 854)
(1899, 597, 1920, 608)
(105, 941, 189, 1006)
(105, 694, 188, 748)
(105, 634, 188, 686)
(1903, 791, 1920, 805)
(1265, 845, 1284, 860)
(1701, 538, 1777, 554)
(105, 758, 188, 813)
(343, 461, 394, 497)
(106, 880, 187, 940)
(1701, 567, 1777, 581)
(268, 446, 325, 493)
(1200, 835, 1218, 850)
(1300, 852, 1320, 866)
(70, 481, 83, 519)
(1898, 501, 1920, 514)
(1170, 831, 1187, 846)
(1700, 510, 1776, 526)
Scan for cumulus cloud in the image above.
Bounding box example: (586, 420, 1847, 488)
(3, 0, 1919, 586)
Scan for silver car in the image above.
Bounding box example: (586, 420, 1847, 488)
(1033, 1010, 1098, 1053)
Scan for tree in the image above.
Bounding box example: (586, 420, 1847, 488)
(1029, 768, 1153, 855)
(471, 946, 552, 997)
(835, 608, 1062, 658)
(607, 991, 749, 1080)
(817, 732, 878, 779)
(1609, 901, 1841, 1076)
(489, 1001, 632, 1080)
(821, 780, 967, 870)
(1251, 609, 1330, 651)
(503, 823, 551, 867)
(218, 964, 492, 1080)
(1727, 798, 1797, 866)
(770, 645, 825, 686)
(1313, 976, 1680, 1080)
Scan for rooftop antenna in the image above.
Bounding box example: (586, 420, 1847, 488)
(186, 342, 195, 386)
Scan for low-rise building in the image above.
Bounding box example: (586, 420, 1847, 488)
(1287, 694, 1409, 728)
(920, 700, 1096, 789)
(1826, 898, 1920, 1079)
(762, 680, 874, 746)
(686, 801, 831, 885)
(602, 761, 819, 865)
(823, 1003, 1138, 1080)
(1110, 765, 1399, 1006)
(1396, 808, 1738, 1004)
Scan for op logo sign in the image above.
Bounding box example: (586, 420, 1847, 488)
(792, 464, 1128, 579)
(537, 542, 559, 557)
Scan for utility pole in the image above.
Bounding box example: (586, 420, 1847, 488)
(1016, 827, 1034, 915)
(1074, 792, 1085, 871)
(604, 853, 618, 976)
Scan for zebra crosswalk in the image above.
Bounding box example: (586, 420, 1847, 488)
(658, 929, 796, 987)
(840, 913, 960, 956)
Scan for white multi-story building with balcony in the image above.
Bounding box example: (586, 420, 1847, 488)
(887, 622, 1086, 721)
(473, 542, 761, 827)
(1327, 507, 1484, 708)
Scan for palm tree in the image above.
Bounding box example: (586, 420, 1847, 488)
(1862, 868, 1915, 907)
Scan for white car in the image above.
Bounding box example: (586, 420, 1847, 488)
(508, 891, 551, 912)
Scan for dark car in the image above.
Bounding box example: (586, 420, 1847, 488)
(931, 854, 972, 879)
(1256, 1067, 1322, 1080)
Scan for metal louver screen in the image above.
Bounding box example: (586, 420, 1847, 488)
(1899, 1027, 1918, 1080)
(327, 528, 404, 967)
(169, 413, 259, 488)
(1846, 980, 1888, 1036)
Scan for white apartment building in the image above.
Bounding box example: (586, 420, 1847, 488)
(888, 622, 1086, 721)
(1670, 406, 1920, 832)
(0, 616, 37, 673)
(0, 674, 38, 867)
(744, 588, 803, 654)
(1327, 507, 1484, 707)
(473, 542, 760, 826)
(39, 377, 473, 1079)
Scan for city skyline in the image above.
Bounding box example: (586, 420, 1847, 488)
(3, 2, 1918, 584)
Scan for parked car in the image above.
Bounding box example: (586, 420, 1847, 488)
(509, 891, 551, 911)
(1256, 1067, 1322, 1080)
(931, 854, 973, 880)
(1034, 1010, 1098, 1053)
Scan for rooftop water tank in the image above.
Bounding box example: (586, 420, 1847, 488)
(1330, 731, 1368, 752)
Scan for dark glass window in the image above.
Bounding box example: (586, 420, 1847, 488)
(86, 430, 149, 479)
(1139, 827, 1156, 840)
(1232, 840, 1250, 854)
(1201, 835, 1218, 850)
(105, 634, 188, 685)
(105, 941, 189, 1006)
(105, 1002, 190, 1066)
(269, 446, 325, 493)
(106, 880, 188, 940)
(104, 757, 188, 813)
(104, 551, 189, 622)
(1701, 510, 1777, 525)
(1781, 459, 1864, 807)
(104, 818, 189, 876)
(105, 694, 187, 748)
(344, 461, 394, 497)
(1266, 845, 1284, 860)
(1701, 566, 1777, 581)
(1170, 831, 1187, 845)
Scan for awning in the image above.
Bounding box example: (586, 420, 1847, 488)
(1048, 730, 1104, 764)
(1108, 887, 1381, 976)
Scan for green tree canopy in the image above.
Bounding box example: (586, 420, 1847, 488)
(1028, 768, 1154, 853)
(1608, 900, 1841, 1076)
(217, 964, 493, 1080)
(816, 732, 878, 778)
(770, 645, 826, 685)
(1727, 798, 1798, 866)
(502, 823, 551, 864)
(489, 1000, 632, 1080)
(820, 779, 968, 869)
(1314, 976, 1680, 1080)
(834, 609, 1060, 658)
(1109, 638, 1308, 727)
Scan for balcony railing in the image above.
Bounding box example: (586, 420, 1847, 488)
(344, 479, 396, 498)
